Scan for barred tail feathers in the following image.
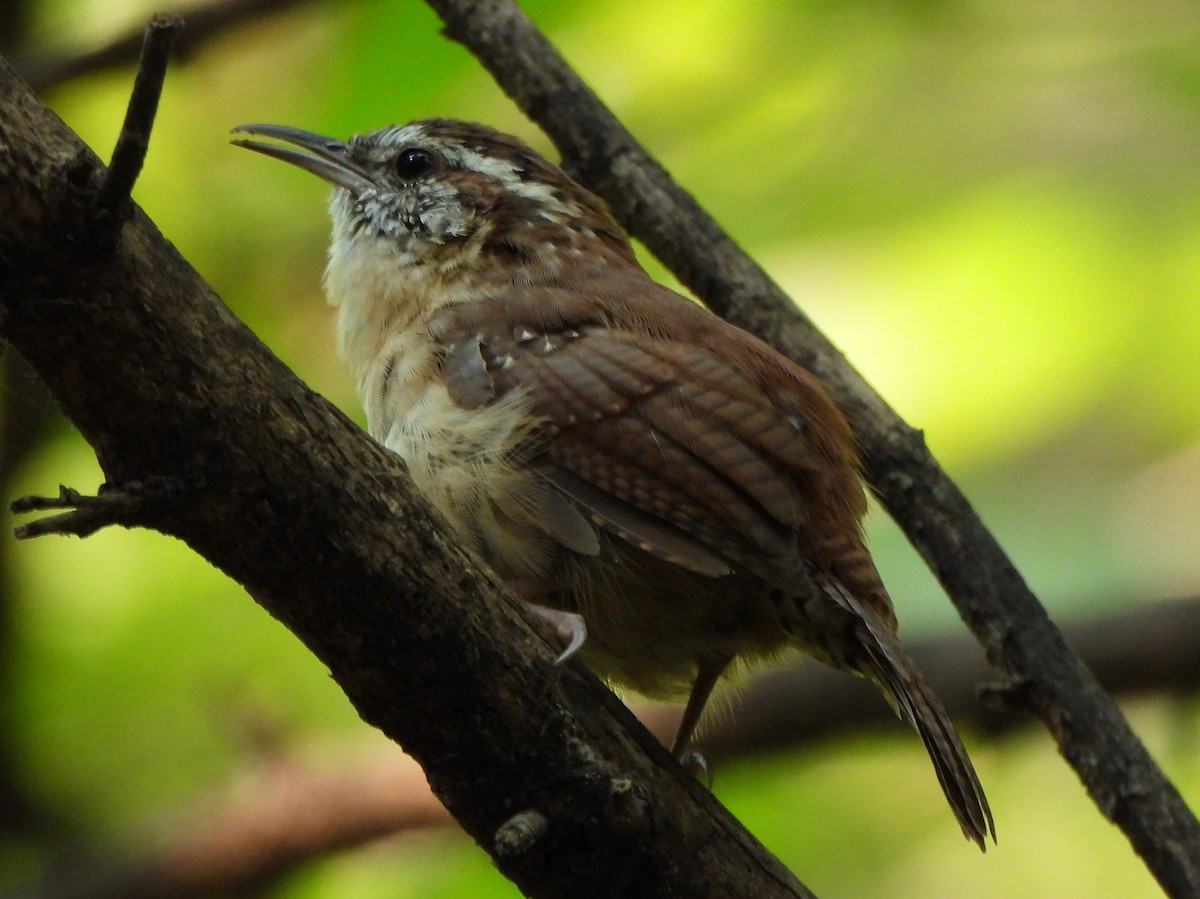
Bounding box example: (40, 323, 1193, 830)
(865, 636, 995, 849)
(817, 574, 996, 849)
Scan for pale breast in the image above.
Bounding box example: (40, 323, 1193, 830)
(325, 230, 558, 578)
(361, 326, 555, 579)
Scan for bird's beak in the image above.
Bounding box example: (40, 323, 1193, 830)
(231, 123, 374, 193)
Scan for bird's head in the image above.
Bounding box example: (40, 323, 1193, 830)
(232, 118, 627, 270)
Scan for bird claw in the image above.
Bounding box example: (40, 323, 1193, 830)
(680, 749, 714, 789)
(526, 604, 587, 664)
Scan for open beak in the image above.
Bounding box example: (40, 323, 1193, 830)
(231, 124, 374, 193)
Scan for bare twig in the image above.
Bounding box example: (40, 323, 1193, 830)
(14, 0, 308, 94)
(92, 16, 183, 227)
(10, 481, 182, 538)
(421, 1, 1200, 895)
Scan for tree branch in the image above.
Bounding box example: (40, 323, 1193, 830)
(0, 51, 814, 899)
(12, 0, 311, 94)
(694, 595, 1200, 758)
(420, 0, 1200, 895)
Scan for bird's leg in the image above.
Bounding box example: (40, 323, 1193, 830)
(671, 657, 730, 757)
(509, 578, 588, 665)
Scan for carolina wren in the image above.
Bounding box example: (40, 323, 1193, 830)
(232, 118, 994, 848)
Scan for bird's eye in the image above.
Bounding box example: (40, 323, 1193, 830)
(394, 147, 435, 180)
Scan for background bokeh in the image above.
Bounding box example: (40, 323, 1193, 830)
(3, 0, 1200, 896)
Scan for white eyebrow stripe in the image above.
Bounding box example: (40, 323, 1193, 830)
(367, 123, 428, 149)
(454, 147, 584, 215)
(353, 123, 586, 218)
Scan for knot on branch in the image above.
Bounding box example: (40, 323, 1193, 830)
(978, 674, 1039, 716)
(494, 808, 549, 858)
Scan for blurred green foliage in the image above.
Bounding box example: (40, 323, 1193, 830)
(4, 0, 1200, 896)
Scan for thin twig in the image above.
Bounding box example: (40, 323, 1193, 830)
(421, 1, 1200, 895)
(11, 478, 187, 539)
(15, 0, 307, 94)
(92, 15, 183, 225)
(10, 485, 127, 539)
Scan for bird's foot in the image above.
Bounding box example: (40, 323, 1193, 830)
(524, 603, 587, 665)
(679, 749, 714, 789)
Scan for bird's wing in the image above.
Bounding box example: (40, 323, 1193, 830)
(428, 286, 862, 582)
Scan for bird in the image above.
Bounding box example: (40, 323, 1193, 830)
(232, 117, 994, 848)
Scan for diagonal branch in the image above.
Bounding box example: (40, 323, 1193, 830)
(0, 50, 814, 899)
(420, 0, 1200, 895)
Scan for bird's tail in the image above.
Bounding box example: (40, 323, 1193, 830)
(865, 636, 995, 849)
(815, 574, 995, 849)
